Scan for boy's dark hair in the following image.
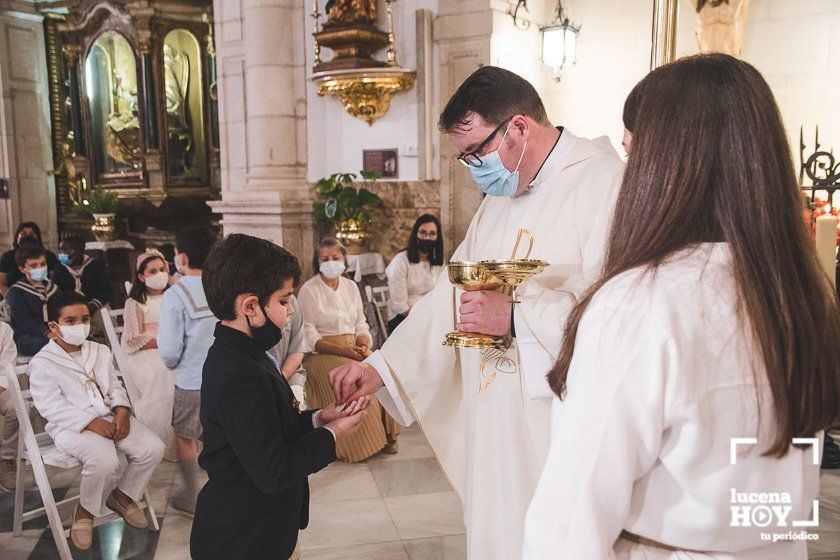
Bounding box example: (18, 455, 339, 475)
(47, 290, 89, 322)
(15, 244, 46, 268)
(60, 235, 86, 255)
(202, 234, 302, 321)
(175, 226, 218, 270)
(438, 66, 550, 132)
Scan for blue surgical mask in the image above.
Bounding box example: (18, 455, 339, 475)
(29, 267, 48, 282)
(469, 123, 528, 197)
(58, 253, 71, 266)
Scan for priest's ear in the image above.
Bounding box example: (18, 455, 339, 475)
(510, 115, 531, 141)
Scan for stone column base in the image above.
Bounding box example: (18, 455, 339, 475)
(207, 197, 318, 277)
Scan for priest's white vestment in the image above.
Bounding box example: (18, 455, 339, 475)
(365, 130, 625, 559)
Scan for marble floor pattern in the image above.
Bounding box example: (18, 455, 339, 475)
(1, 426, 839, 559)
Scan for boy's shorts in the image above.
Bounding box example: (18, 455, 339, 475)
(172, 387, 202, 440)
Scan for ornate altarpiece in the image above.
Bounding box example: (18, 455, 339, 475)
(41, 0, 220, 240)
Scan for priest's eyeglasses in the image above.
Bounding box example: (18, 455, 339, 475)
(456, 116, 514, 168)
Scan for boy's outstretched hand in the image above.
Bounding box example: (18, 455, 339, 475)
(320, 396, 372, 439)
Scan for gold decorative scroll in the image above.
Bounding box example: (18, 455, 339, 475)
(314, 68, 415, 125)
(689, 0, 751, 57)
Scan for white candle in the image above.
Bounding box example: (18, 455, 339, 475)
(815, 213, 838, 288)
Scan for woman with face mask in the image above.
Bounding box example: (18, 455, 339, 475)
(0, 222, 59, 296)
(298, 237, 399, 461)
(385, 214, 445, 334)
(120, 250, 176, 458)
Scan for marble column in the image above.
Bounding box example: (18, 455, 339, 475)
(0, 4, 58, 249)
(208, 0, 316, 274)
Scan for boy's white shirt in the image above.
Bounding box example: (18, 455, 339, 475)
(0, 322, 18, 389)
(29, 339, 131, 438)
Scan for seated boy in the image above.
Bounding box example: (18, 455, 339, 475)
(54, 235, 112, 312)
(28, 291, 164, 550)
(190, 234, 368, 560)
(7, 244, 58, 356)
(156, 226, 217, 513)
(0, 321, 19, 491)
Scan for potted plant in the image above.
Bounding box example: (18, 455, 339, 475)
(73, 185, 119, 241)
(314, 171, 382, 254)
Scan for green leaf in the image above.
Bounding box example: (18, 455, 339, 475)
(360, 170, 380, 181)
(337, 186, 358, 208)
(357, 188, 382, 206)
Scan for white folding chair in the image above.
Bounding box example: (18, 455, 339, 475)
(365, 285, 390, 338)
(7, 363, 159, 560)
(100, 308, 129, 372)
(99, 307, 142, 406)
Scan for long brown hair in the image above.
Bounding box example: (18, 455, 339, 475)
(548, 54, 840, 457)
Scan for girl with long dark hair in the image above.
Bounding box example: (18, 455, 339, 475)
(385, 214, 444, 333)
(524, 54, 840, 559)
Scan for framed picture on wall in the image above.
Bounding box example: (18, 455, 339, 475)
(363, 149, 399, 178)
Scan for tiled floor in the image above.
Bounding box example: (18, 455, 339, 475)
(1, 426, 839, 559)
(0, 424, 466, 560)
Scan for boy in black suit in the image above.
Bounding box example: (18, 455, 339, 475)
(191, 234, 369, 560)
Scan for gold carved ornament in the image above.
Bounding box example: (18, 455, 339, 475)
(311, 0, 414, 124)
(314, 69, 415, 125)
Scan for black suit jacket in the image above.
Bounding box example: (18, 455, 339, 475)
(190, 323, 337, 559)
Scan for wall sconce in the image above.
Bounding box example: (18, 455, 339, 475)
(540, 0, 580, 82)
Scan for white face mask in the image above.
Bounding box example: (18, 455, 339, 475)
(144, 271, 169, 291)
(319, 260, 346, 279)
(57, 323, 90, 346)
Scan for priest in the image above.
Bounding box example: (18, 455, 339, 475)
(329, 66, 624, 559)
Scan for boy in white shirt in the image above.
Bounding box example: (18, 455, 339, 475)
(29, 291, 164, 550)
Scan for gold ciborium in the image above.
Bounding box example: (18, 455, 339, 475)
(443, 230, 549, 350)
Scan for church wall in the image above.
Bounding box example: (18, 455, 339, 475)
(0, 7, 57, 250)
(542, 0, 840, 161)
(366, 179, 440, 262)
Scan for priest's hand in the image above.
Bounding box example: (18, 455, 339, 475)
(329, 362, 384, 405)
(458, 290, 513, 336)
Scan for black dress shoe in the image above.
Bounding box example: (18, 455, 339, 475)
(821, 432, 840, 470)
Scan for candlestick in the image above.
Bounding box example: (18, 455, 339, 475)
(386, 0, 397, 66)
(312, 0, 322, 67)
(815, 213, 838, 288)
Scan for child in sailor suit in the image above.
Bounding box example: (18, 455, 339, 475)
(28, 291, 164, 550)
